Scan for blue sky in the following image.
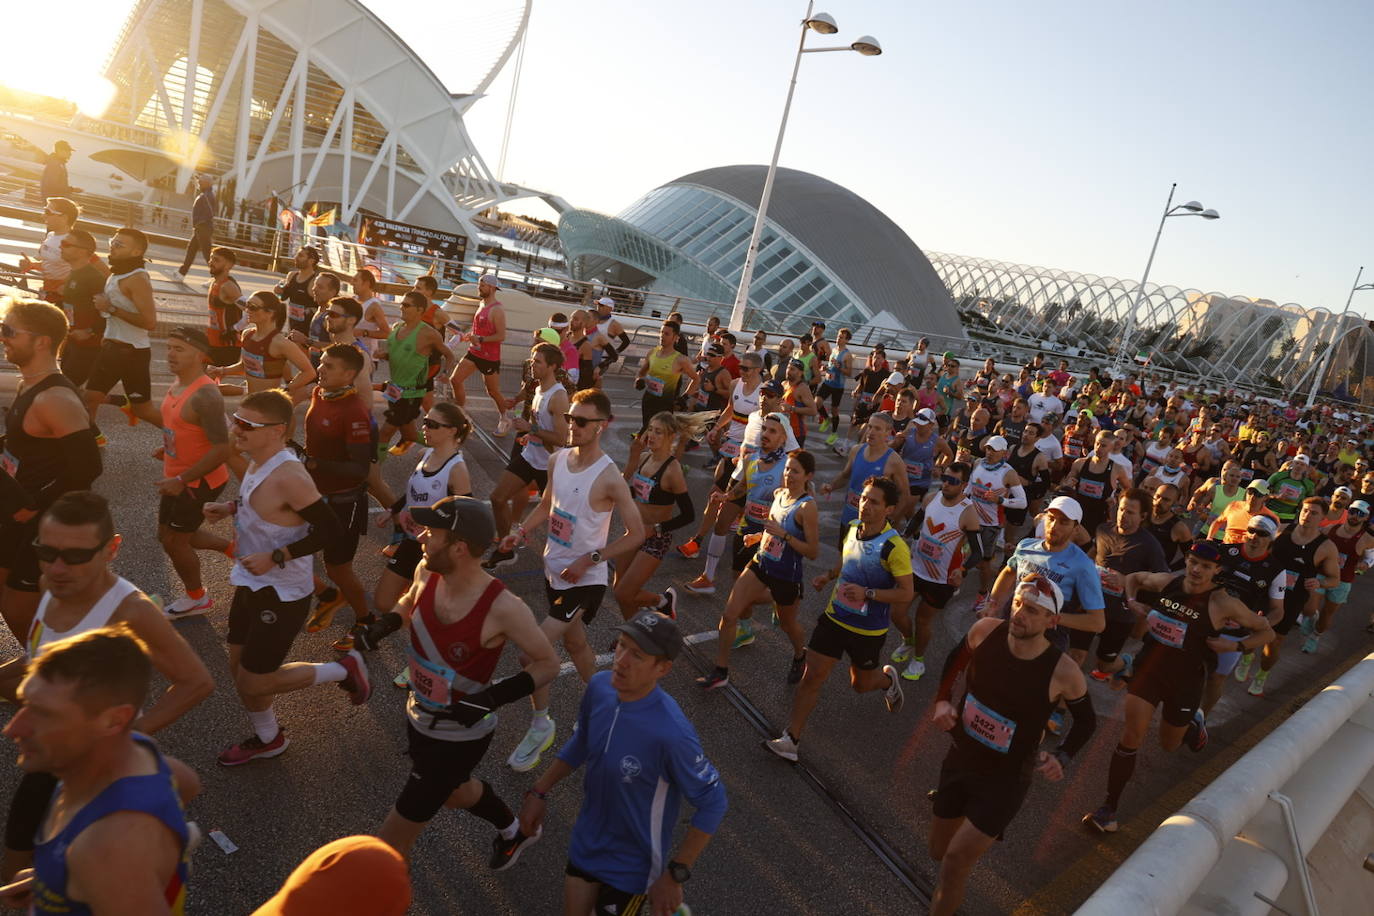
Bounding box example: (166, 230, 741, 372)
(7, 0, 1373, 317)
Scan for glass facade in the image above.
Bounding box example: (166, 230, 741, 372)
(560, 183, 871, 330)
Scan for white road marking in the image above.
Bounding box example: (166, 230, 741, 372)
(557, 629, 716, 677)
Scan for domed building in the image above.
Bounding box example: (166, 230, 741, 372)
(558, 165, 962, 337)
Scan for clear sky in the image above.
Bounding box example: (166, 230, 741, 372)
(5, 0, 1374, 318)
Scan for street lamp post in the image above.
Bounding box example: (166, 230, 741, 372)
(1115, 182, 1219, 370)
(1305, 265, 1374, 407)
(726, 2, 882, 332)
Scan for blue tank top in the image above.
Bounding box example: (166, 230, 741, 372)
(900, 429, 939, 489)
(822, 348, 849, 387)
(827, 522, 903, 635)
(842, 446, 895, 526)
(755, 492, 812, 582)
(33, 733, 189, 915)
(738, 458, 786, 534)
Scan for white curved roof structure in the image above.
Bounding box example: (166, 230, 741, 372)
(63, 0, 559, 237)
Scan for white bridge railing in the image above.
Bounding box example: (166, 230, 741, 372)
(1076, 652, 1374, 916)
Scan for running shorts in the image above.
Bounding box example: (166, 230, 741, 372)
(383, 395, 425, 428)
(227, 585, 313, 674)
(931, 746, 1032, 840)
(1067, 616, 1131, 662)
(564, 861, 644, 916)
(807, 613, 884, 670)
(545, 582, 607, 626)
(732, 532, 758, 573)
(463, 352, 501, 376)
(60, 341, 101, 387)
(1128, 649, 1205, 728)
(1317, 581, 1352, 604)
(915, 576, 957, 610)
(86, 339, 152, 403)
(0, 515, 42, 592)
(639, 530, 672, 560)
(322, 489, 368, 565)
(394, 724, 496, 823)
(505, 441, 548, 490)
(157, 480, 225, 533)
(746, 561, 801, 607)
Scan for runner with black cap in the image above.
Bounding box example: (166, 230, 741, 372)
(352, 496, 560, 867)
(1084, 541, 1274, 833)
(925, 572, 1095, 916)
(517, 610, 727, 916)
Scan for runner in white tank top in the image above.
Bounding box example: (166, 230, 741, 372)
(520, 383, 562, 474)
(500, 388, 646, 773)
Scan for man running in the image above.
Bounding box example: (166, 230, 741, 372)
(16, 197, 78, 306)
(1265, 454, 1316, 525)
(1064, 430, 1132, 540)
(53, 228, 106, 389)
(0, 491, 212, 880)
(205, 247, 244, 369)
(380, 292, 452, 456)
(965, 436, 1028, 612)
(592, 296, 630, 371)
(1145, 483, 1195, 569)
(301, 344, 379, 651)
(891, 462, 981, 681)
(765, 477, 911, 762)
(1208, 479, 1279, 544)
(1085, 542, 1274, 833)
(821, 411, 907, 548)
(500, 389, 645, 773)
(897, 407, 953, 533)
(926, 574, 1095, 916)
(1205, 515, 1285, 716)
(351, 496, 559, 866)
(484, 343, 570, 569)
(517, 611, 726, 916)
(1188, 460, 1245, 537)
(156, 327, 231, 618)
(274, 246, 321, 339)
(816, 327, 853, 444)
(1077, 488, 1167, 680)
(1, 300, 102, 643)
(84, 228, 161, 428)
(1305, 499, 1374, 654)
(449, 274, 513, 436)
(204, 390, 368, 765)
(2, 626, 195, 913)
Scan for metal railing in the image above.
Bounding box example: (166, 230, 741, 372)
(1076, 651, 1374, 916)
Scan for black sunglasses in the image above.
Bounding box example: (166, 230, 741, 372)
(33, 539, 109, 566)
(421, 418, 456, 430)
(1245, 529, 1273, 537)
(1, 322, 34, 339)
(942, 475, 963, 485)
(231, 414, 285, 431)
(563, 413, 608, 428)
(324, 310, 349, 319)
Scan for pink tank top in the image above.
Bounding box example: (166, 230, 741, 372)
(470, 301, 501, 361)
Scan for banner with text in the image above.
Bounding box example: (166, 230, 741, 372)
(358, 216, 468, 283)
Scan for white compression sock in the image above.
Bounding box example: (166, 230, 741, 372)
(248, 707, 279, 743)
(703, 533, 727, 579)
(310, 661, 349, 685)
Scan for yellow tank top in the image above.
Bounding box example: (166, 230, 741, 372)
(644, 347, 680, 398)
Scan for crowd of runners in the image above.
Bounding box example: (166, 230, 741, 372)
(2, 198, 1373, 915)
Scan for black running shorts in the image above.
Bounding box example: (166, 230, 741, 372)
(395, 724, 495, 823)
(564, 861, 645, 916)
(463, 352, 501, 376)
(322, 490, 368, 566)
(505, 441, 549, 490)
(745, 561, 801, 606)
(915, 576, 957, 610)
(86, 339, 152, 403)
(383, 395, 424, 428)
(0, 516, 42, 592)
(227, 585, 312, 674)
(157, 481, 225, 533)
(545, 582, 607, 626)
(931, 746, 1032, 840)
(1128, 647, 1205, 728)
(807, 613, 884, 670)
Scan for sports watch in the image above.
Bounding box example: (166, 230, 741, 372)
(589, 550, 603, 564)
(271, 548, 287, 568)
(667, 861, 691, 883)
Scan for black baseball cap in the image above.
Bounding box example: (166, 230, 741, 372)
(409, 496, 495, 546)
(761, 379, 784, 396)
(614, 611, 683, 659)
(168, 326, 211, 353)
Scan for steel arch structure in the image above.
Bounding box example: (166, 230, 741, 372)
(927, 251, 1372, 398)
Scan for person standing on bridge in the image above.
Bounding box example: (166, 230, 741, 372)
(926, 573, 1095, 916)
(177, 174, 216, 279)
(38, 141, 79, 201)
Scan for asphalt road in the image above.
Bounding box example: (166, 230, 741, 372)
(1, 348, 1370, 915)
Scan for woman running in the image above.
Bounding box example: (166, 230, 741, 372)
(210, 290, 315, 398)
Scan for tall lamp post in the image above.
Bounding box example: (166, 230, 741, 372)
(727, 3, 882, 332)
(1115, 182, 1219, 370)
(1306, 266, 1374, 407)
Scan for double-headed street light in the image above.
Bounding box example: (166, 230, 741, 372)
(1306, 266, 1374, 406)
(1116, 183, 1220, 369)
(727, 3, 882, 332)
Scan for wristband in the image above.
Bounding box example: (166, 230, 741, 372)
(525, 787, 549, 800)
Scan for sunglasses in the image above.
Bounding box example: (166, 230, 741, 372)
(564, 413, 608, 428)
(324, 311, 349, 319)
(246, 304, 272, 313)
(1, 322, 34, 339)
(1349, 509, 1369, 518)
(1016, 573, 1060, 612)
(32, 538, 109, 566)
(421, 418, 456, 430)
(1245, 529, 1273, 537)
(942, 475, 963, 485)
(231, 414, 285, 431)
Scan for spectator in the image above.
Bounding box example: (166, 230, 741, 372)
(178, 175, 216, 279)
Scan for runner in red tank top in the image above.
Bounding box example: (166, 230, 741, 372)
(205, 248, 243, 367)
(156, 328, 232, 619)
(355, 496, 560, 867)
(448, 274, 515, 437)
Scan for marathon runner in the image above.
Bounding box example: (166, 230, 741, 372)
(379, 292, 451, 456)
(1141, 446, 1192, 500)
(926, 573, 1095, 916)
(821, 411, 906, 548)
(965, 436, 1028, 612)
(1085, 542, 1274, 833)
(592, 296, 631, 372)
(781, 359, 819, 447)
(1064, 430, 1132, 540)
(274, 246, 322, 339)
(0, 492, 212, 880)
(897, 406, 953, 535)
(609, 412, 693, 620)
(1305, 499, 1374, 654)
(891, 462, 981, 681)
(1005, 421, 1054, 536)
(816, 327, 853, 444)
(14, 197, 77, 306)
(204, 390, 367, 766)
(204, 247, 244, 370)
(1207, 479, 1277, 543)
(484, 343, 569, 570)
(1204, 515, 1285, 716)
(449, 274, 513, 436)
(1, 626, 197, 913)
(698, 447, 817, 689)
(1265, 454, 1316, 525)
(501, 389, 644, 773)
(352, 496, 558, 867)
(765, 476, 911, 762)
(300, 344, 379, 651)
(1, 299, 102, 643)
(1144, 483, 1195, 569)
(517, 611, 726, 916)
(348, 266, 391, 353)
(155, 327, 231, 619)
(53, 228, 106, 389)
(1188, 460, 1246, 536)
(208, 291, 315, 398)
(83, 228, 161, 428)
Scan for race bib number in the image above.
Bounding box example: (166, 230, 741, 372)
(918, 534, 943, 560)
(1146, 609, 1187, 649)
(631, 473, 654, 503)
(550, 507, 577, 548)
(970, 481, 995, 503)
(1078, 478, 1105, 499)
(720, 439, 740, 458)
(832, 582, 867, 617)
(1278, 482, 1301, 502)
(961, 692, 1015, 753)
(695, 389, 709, 407)
(1097, 565, 1122, 597)
(745, 500, 770, 523)
(846, 489, 861, 509)
(859, 391, 873, 405)
(644, 376, 664, 396)
(905, 460, 926, 483)
(287, 302, 306, 324)
(761, 533, 785, 560)
(1239, 467, 1255, 482)
(408, 651, 456, 709)
(383, 382, 403, 404)
(242, 350, 265, 378)
(0, 450, 17, 478)
(162, 426, 178, 460)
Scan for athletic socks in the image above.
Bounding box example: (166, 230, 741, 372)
(468, 780, 516, 832)
(310, 661, 349, 685)
(1105, 743, 1138, 810)
(187, 587, 206, 600)
(532, 708, 551, 728)
(248, 707, 280, 743)
(703, 533, 727, 580)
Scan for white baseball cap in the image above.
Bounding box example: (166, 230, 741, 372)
(596, 296, 615, 308)
(886, 371, 905, 387)
(1293, 453, 1311, 465)
(478, 273, 500, 288)
(914, 408, 936, 425)
(1046, 495, 1083, 522)
(984, 435, 1009, 452)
